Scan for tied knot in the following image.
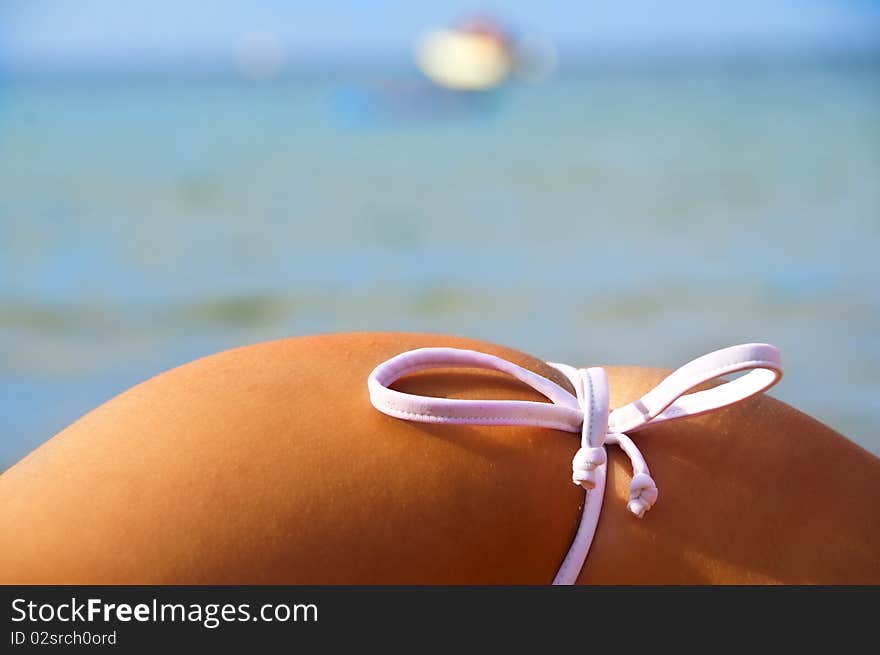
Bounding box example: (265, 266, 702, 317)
(571, 446, 606, 490)
(627, 472, 659, 518)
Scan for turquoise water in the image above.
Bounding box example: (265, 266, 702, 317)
(1, 62, 879, 468)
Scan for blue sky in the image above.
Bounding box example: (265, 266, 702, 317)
(2, 0, 879, 69)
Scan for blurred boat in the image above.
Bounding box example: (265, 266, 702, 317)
(324, 15, 556, 128)
(415, 17, 515, 91)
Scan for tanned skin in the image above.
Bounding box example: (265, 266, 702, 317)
(1, 332, 878, 584)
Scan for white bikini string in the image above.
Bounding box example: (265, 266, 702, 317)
(367, 343, 783, 585)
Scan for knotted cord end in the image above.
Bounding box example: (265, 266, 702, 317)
(627, 472, 658, 518)
(571, 446, 606, 490)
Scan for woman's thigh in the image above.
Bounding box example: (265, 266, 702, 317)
(0, 333, 585, 583)
(1, 332, 878, 583)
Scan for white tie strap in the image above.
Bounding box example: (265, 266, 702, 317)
(367, 343, 783, 585)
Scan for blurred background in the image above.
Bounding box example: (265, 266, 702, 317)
(1, 1, 879, 469)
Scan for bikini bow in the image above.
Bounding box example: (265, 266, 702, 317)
(367, 343, 782, 584)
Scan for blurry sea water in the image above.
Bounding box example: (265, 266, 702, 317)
(1, 61, 878, 468)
